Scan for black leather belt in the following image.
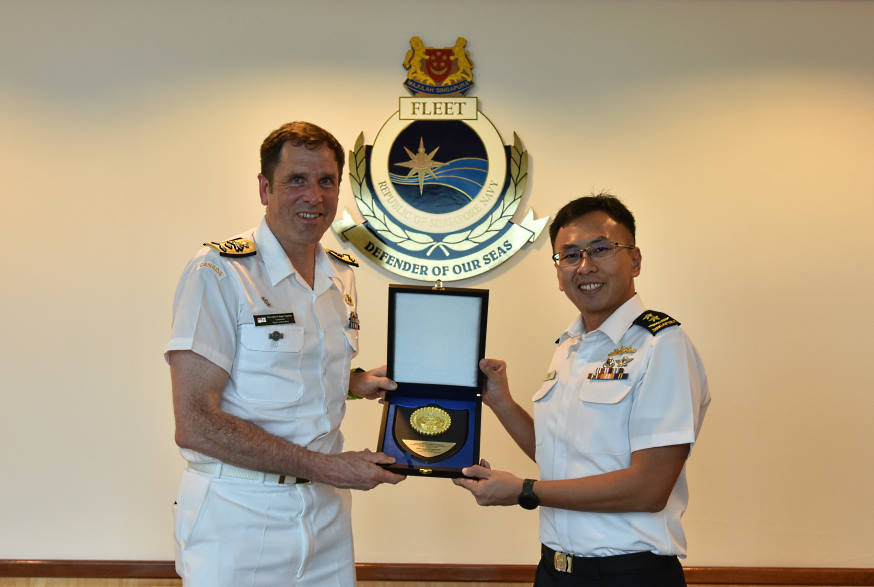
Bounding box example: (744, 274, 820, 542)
(541, 544, 678, 575)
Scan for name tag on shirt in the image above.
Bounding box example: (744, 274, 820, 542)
(254, 313, 295, 326)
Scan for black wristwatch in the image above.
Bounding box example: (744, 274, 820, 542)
(518, 478, 540, 510)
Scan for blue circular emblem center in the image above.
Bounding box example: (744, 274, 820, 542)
(388, 121, 488, 214)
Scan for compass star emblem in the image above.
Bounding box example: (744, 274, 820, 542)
(394, 137, 445, 194)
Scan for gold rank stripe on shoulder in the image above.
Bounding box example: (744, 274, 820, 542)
(327, 249, 359, 267)
(204, 238, 257, 258)
(633, 310, 680, 335)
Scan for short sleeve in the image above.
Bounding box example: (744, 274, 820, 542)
(628, 329, 710, 454)
(164, 252, 239, 374)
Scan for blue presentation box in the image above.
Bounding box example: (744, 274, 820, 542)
(377, 284, 489, 478)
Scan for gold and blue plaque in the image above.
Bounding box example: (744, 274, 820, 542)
(377, 284, 488, 476)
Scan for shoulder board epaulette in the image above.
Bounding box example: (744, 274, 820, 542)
(203, 237, 257, 258)
(327, 249, 359, 267)
(633, 310, 680, 335)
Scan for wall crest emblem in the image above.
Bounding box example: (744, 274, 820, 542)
(332, 37, 548, 282)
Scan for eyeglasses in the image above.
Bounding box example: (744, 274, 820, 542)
(551, 241, 635, 268)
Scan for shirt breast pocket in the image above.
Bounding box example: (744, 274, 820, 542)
(235, 323, 305, 404)
(576, 382, 633, 456)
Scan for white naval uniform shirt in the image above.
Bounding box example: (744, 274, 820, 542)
(165, 217, 359, 462)
(534, 294, 709, 558)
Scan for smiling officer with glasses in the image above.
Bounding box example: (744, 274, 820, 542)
(455, 193, 710, 587)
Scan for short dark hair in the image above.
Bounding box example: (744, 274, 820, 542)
(549, 193, 637, 248)
(260, 121, 345, 183)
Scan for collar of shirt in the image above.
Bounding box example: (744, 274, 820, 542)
(559, 293, 645, 346)
(253, 217, 341, 295)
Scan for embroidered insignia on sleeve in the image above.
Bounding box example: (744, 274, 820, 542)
(197, 262, 224, 278)
(327, 249, 359, 267)
(204, 238, 257, 257)
(633, 310, 680, 335)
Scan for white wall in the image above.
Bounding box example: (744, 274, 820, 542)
(1, 0, 872, 568)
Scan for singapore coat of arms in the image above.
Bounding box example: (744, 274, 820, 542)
(332, 37, 548, 282)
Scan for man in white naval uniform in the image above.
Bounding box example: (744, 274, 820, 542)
(454, 194, 709, 587)
(166, 121, 405, 587)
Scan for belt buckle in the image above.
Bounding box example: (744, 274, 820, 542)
(553, 551, 573, 573)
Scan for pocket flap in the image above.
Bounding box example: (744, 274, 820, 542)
(533, 378, 558, 402)
(240, 324, 304, 352)
(579, 383, 632, 405)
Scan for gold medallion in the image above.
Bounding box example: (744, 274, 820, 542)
(409, 406, 451, 436)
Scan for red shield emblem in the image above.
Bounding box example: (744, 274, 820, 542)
(423, 48, 455, 83)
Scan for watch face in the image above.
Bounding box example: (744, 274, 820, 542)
(519, 479, 539, 509)
(519, 495, 538, 509)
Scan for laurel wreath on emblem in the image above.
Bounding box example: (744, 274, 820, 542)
(349, 132, 528, 256)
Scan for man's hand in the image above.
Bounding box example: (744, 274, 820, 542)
(479, 359, 512, 411)
(319, 449, 406, 490)
(477, 358, 536, 460)
(349, 365, 397, 400)
(452, 459, 522, 506)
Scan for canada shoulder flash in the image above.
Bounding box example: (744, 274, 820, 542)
(204, 237, 257, 258)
